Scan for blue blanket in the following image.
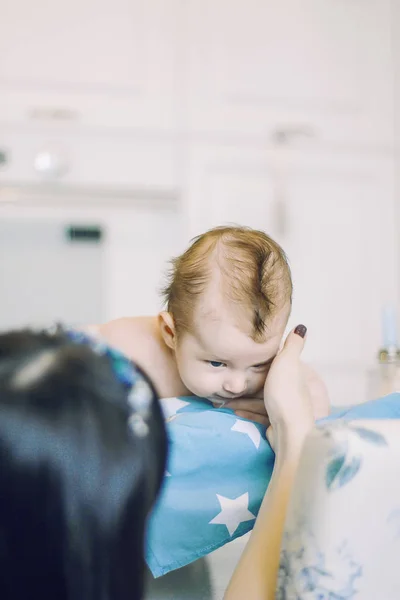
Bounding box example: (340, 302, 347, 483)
(146, 393, 400, 577)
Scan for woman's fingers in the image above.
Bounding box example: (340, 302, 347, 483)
(217, 398, 270, 427)
(280, 324, 307, 356)
(263, 323, 314, 438)
(212, 398, 270, 427)
(220, 398, 267, 414)
(234, 410, 270, 427)
(266, 426, 274, 448)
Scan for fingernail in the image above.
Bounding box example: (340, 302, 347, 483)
(294, 324, 307, 338)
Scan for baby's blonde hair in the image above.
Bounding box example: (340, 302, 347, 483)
(162, 226, 292, 342)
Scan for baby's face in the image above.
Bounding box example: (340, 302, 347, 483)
(174, 302, 290, 401)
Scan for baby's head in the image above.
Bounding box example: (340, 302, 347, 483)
(0, 327, 166, 600)
(160, 226, 292, 401)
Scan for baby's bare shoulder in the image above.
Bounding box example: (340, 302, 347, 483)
(84, 316, 183, 398)
(95, 316, 158, 360)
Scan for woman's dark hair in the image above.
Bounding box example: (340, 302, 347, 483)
(0, 328, 167, 600)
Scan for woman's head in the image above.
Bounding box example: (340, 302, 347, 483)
(0, 327, 167, 600)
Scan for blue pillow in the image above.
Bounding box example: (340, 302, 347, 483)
(146, 393, 400, 577)
(323, 393, 400, 421)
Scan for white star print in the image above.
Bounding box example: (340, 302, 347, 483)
(209, 493, 256, 537)
(160, 397, 190, 420)
(165, 471, 171, 477)
(231, 419, 261, 449)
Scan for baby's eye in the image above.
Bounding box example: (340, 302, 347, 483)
(252, 362, 271, 371)
(207, 361, 226, 368)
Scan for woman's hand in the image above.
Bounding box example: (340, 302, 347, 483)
(221, 360, 330, 428)
(219, 397, 270, 428)
(263, 325, 314, 452)
(224, 327, 319, 600)
(218, 326, 330, 431)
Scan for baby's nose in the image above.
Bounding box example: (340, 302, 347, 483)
(223, 374, 247, 396)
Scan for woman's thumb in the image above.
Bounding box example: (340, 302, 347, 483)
(281, 324, 307, 356)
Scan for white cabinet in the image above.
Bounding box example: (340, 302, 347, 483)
(184, 143, 398, 405)
(1, 0, 394, 142)
(0, 0, 178, 131)
(183, 0, 394, 144)
(0, 0, 395, 142)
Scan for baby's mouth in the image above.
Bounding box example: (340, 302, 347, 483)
(209, 398, 227, 408)
(211, 394, 243, 404)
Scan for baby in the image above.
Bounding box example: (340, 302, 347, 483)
(89, 226, 329, 424)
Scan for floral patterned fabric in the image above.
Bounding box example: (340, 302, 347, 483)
(277, 419, 400, 599)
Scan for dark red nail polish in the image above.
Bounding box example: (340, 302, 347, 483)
(294, 324, 307, 338)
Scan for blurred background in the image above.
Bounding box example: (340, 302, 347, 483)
(1, 0, 399, 407)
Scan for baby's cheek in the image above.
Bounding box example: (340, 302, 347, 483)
(200, 370, 217, 386)
(191, 365, 212, 383)
(253, 371, 269, 392)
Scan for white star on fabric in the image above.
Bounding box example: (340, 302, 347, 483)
(231, 419, 261, 449)
(165, 471, 172, 477)
(209, 493, 256, 537)
(160, 397, 190, 420)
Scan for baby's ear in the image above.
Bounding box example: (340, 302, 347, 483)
(158, 312, 177, 350)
